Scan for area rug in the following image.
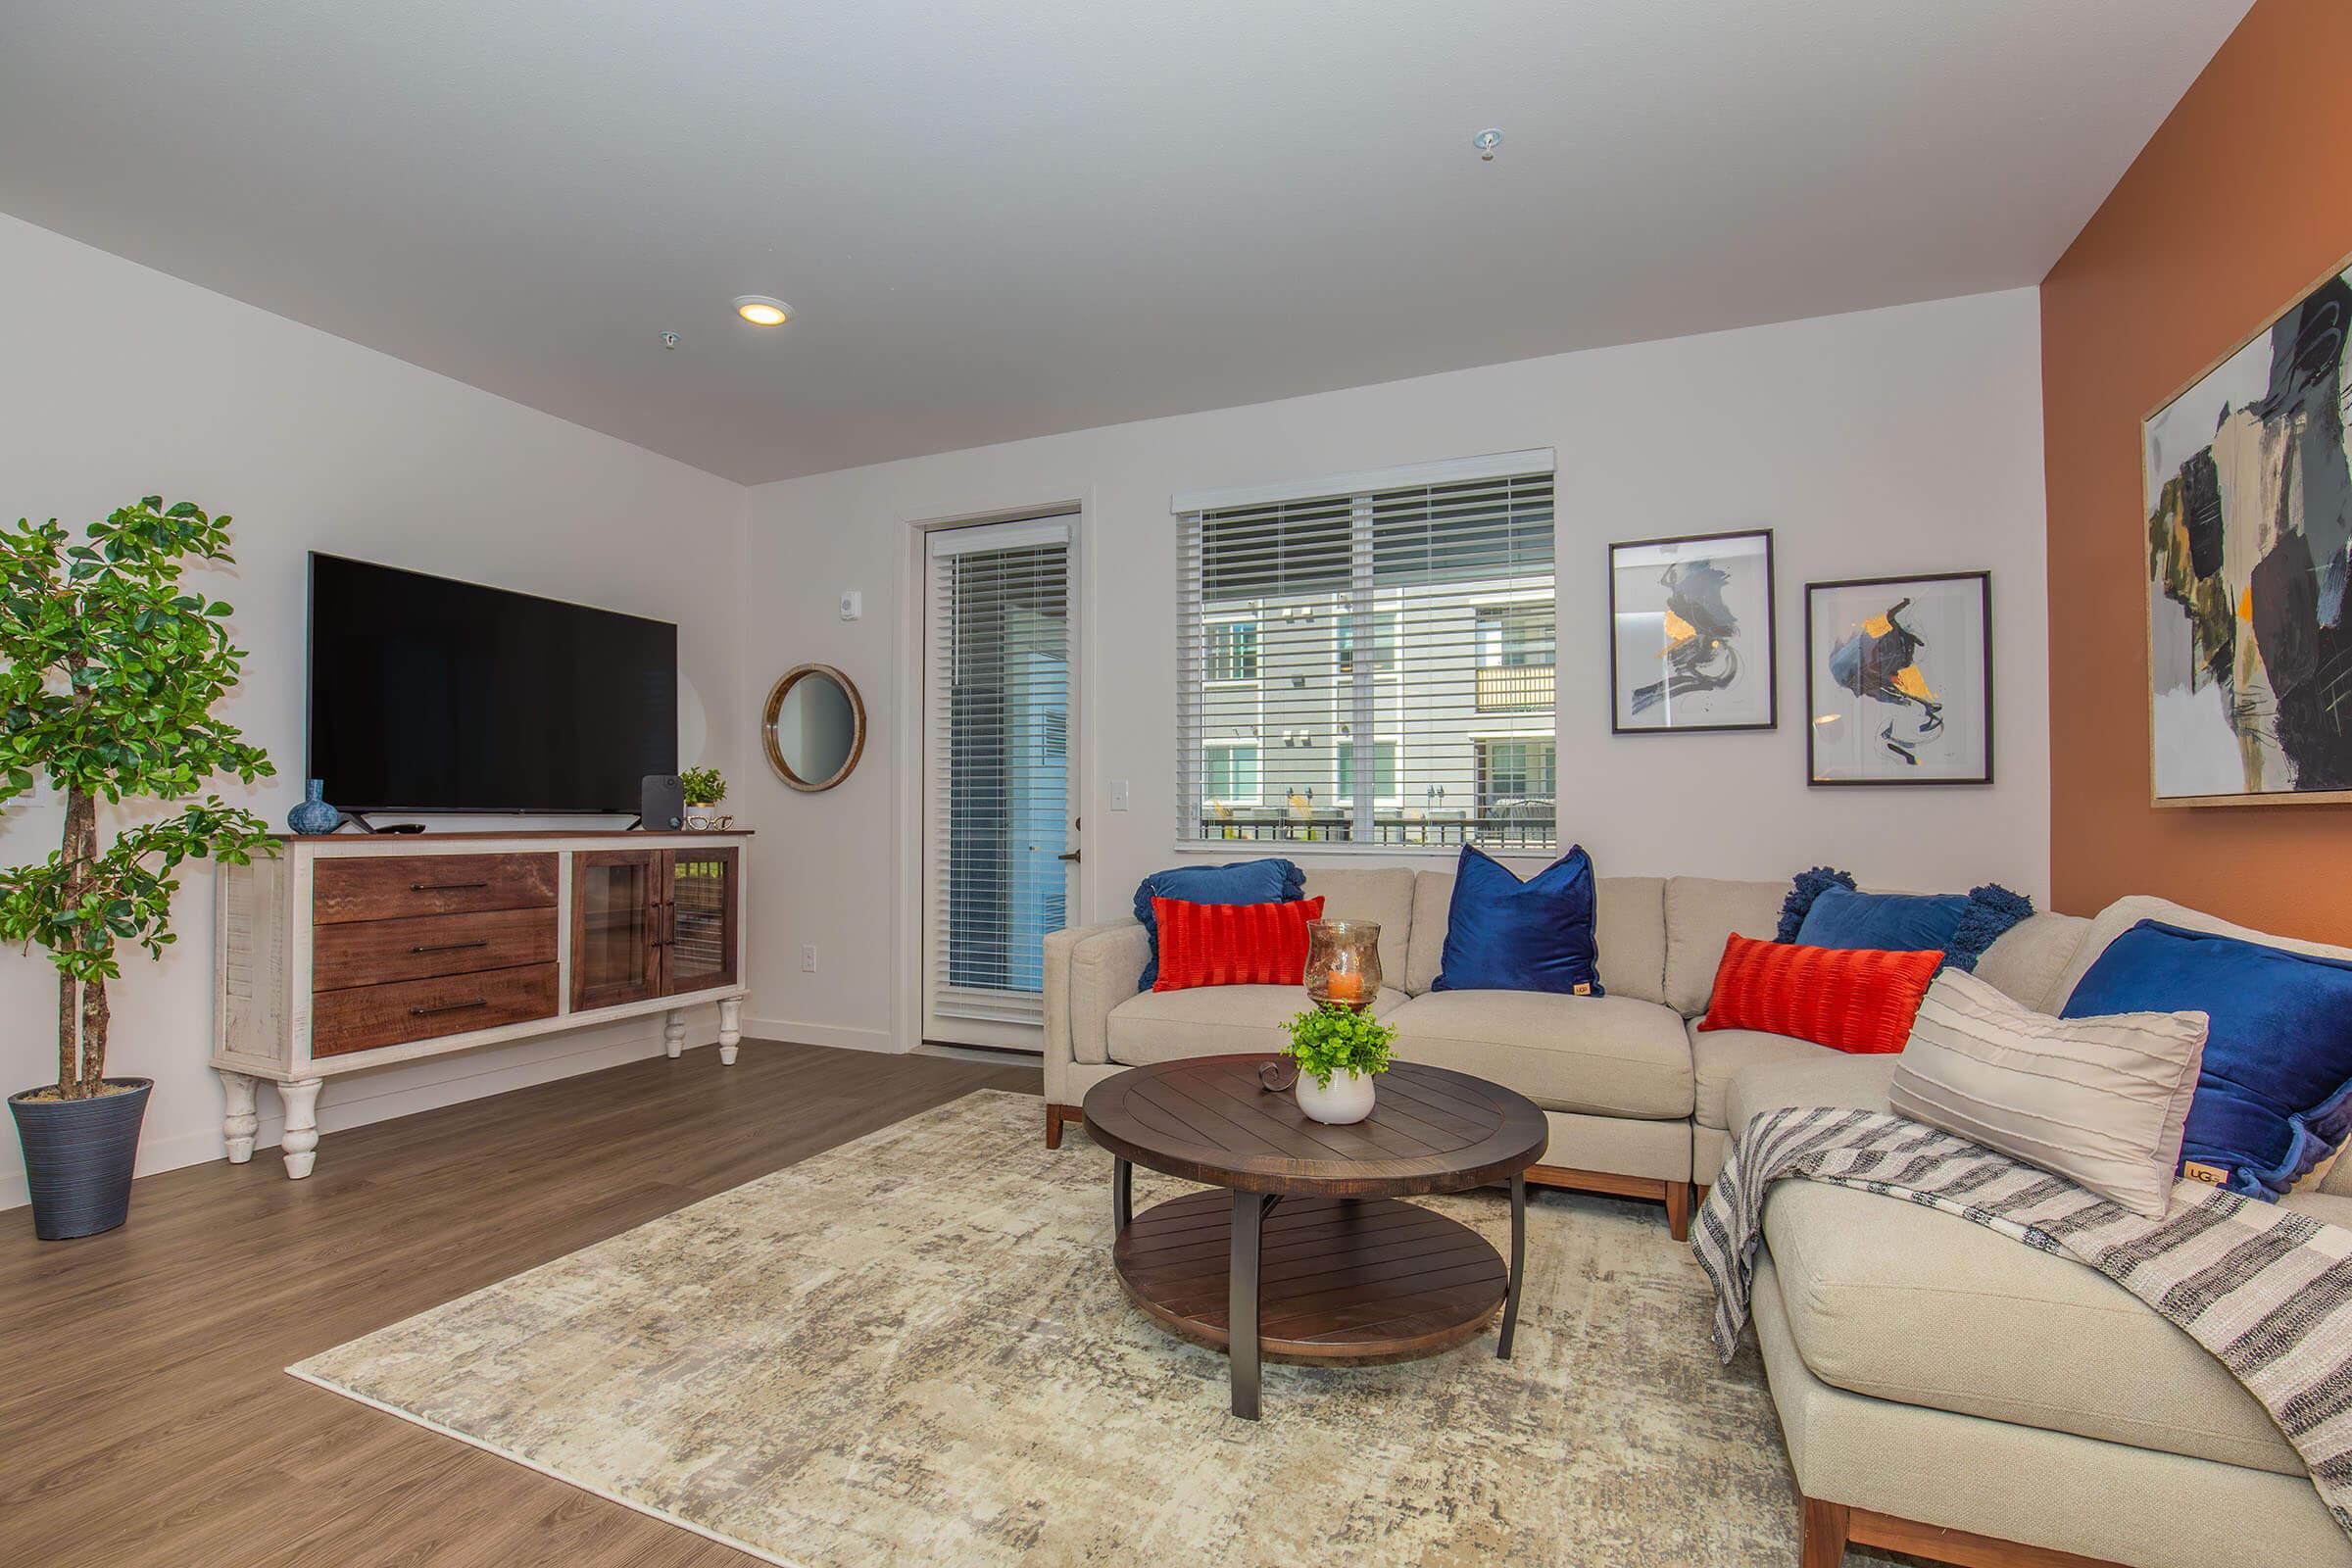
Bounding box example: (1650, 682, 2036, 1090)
(292, 1089, 1846, 1566)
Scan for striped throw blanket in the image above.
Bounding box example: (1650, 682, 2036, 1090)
(1692, 1105, 2352, 1540)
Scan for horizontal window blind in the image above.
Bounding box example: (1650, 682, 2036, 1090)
(1176, 463, 1556, 853)
(925, 519, 1070, 1028)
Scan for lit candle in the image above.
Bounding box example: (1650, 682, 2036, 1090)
(1325, 970, 1364, 1004)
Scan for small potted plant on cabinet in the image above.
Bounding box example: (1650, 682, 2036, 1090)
(0, 498, 275, 1240)
(1282, 1004, 1396, 1125)
(680, 764, 727, 827)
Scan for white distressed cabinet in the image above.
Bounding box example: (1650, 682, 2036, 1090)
(213, 830, 750, 1178)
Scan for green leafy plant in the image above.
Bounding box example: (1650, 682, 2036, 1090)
(1283, 1004, 1396, 1090)
(679, 765, 726, 808)
(0, 498, 276, 1101)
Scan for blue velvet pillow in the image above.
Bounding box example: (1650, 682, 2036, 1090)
(1133, 858, 1303, 990)
(2062, 920, 2352, 1200)
(1432, 844, 1603, 996)
(1777, 866, 2033, 973)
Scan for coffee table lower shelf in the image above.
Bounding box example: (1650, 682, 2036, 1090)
(1112, 1189, 1507, 1366)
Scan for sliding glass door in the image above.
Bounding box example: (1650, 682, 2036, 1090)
(921, 516, 1075, 1050)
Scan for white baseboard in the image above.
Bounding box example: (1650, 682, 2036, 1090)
(0, 1015, 695, 1213)
(741, 1017, 902, 1054)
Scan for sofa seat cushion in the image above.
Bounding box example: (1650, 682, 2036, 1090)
(1385, 991, 1692, 1118)
(1105, 985, 1408, 1067)
(1762, 1178, 2303, 1476)
(1692, 1026, 1840, 1133)
(1726, 1052, 1900, 1130)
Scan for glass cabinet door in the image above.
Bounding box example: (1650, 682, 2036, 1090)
(571, 851, 662, 1010)
(665, 847, 739, 995)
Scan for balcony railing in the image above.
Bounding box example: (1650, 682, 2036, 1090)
(1476, 663, 1554, 712)
(1197, 806, 1556, 850)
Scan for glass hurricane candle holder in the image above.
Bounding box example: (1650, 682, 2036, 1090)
(1304, 919, 1382, 1012)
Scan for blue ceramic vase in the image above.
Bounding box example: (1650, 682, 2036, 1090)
(288, 778, 340, 835)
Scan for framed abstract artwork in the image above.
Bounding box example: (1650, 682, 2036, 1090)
(1804, 571, 1992, 785)
(1608, 528, 1777, 733)
(2143, 253, 2352, 807)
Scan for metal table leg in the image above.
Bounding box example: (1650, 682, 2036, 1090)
(1497, 1172, 1527, 1359)
(1113, 1156, 1132, 1235)
(1230, 1189, 1275, 1419)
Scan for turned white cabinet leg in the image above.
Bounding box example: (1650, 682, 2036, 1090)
(219, 1070, 260, 1164)
(718, 999, 742, 1065)
(279, 1078, 323, 1180)
(663, 1009, 686, 1059)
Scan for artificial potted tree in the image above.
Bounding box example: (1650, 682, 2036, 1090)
(0, 498, 275, 1240)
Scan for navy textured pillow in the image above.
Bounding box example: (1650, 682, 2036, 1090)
(1433, 844, 1603, 996)
(1133, 858, 1303, 989)
(1779, 867, 2032, 973)
(1797, 886, 1970, 953)
(2063, 919, 2352, 1200)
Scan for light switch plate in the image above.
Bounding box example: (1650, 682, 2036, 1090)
(1109, 779, 1130, 811)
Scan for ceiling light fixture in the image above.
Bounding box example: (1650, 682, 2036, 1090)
(733, 295, 792, 326)
(1474, 127, 1503, 162)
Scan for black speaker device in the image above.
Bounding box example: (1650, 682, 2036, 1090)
(640, 773, 684, 831)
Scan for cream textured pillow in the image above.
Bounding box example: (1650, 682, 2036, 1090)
(1889, 969, 2208, 1218)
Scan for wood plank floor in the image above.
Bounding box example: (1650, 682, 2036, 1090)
(0, 1040, 1040, 1567)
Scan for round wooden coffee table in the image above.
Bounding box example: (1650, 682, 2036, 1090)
(1081, 1054, 1548, 1419)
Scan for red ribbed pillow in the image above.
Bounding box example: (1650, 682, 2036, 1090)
(1152, 896, 1327, 991)
(1696, 933, 1942, 1054)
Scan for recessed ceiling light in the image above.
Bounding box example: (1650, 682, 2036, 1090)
(734, 295, 791, 326)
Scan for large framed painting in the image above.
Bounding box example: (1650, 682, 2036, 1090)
(1805, 571, 1992, 785)
(1608, 528, 1777, 733)
(2143, 254, 2352, 807)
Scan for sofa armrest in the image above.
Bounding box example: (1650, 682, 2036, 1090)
(1044, 919, 1148, 1073)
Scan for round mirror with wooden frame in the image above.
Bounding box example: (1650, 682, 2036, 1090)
(762, 663, 866, 792)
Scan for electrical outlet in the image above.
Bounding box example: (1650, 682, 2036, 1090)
(801, 944, 818, 972)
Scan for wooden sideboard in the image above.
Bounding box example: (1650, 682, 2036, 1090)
(213, 830, 750, 1179)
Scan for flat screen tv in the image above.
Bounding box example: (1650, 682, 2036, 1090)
(308, 553, 677, 813)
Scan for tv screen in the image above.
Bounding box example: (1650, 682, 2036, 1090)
(307, 554, 677, 813)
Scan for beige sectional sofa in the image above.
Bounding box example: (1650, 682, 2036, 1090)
(1047, 868, 2352, 1564)
(1733, 1049, 2352, 1568)
(1041, 861, 2088, 1240)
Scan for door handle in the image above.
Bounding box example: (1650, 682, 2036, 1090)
(1057, 850, 1082, 863)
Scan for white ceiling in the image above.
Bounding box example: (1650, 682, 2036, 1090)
(0, 2, 2246, 485)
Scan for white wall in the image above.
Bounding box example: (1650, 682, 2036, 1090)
(737, 288, 2051, 1052)
(0, 215, 747, 1207)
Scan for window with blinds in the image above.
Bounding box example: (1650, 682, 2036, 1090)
(923, 517, 1071, 1042)
(1175, 456, 1556, 852)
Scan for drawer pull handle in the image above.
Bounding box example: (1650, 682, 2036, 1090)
(410, 998, 489, 1017)
(411, 880, 491, 893)
(410, 939, 491, 955)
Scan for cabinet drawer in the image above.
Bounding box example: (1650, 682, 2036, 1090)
(312, 963, 559, 1058)
(313, 907, 559, 992)
(314, 854, 558, 924)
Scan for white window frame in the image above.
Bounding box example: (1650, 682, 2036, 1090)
(1173, 449, 1555, 853)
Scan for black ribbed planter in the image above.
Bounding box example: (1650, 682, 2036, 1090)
(10, 1078, 152, 1241)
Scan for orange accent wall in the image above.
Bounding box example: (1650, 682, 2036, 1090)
(2041, 0, 2352, 941)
